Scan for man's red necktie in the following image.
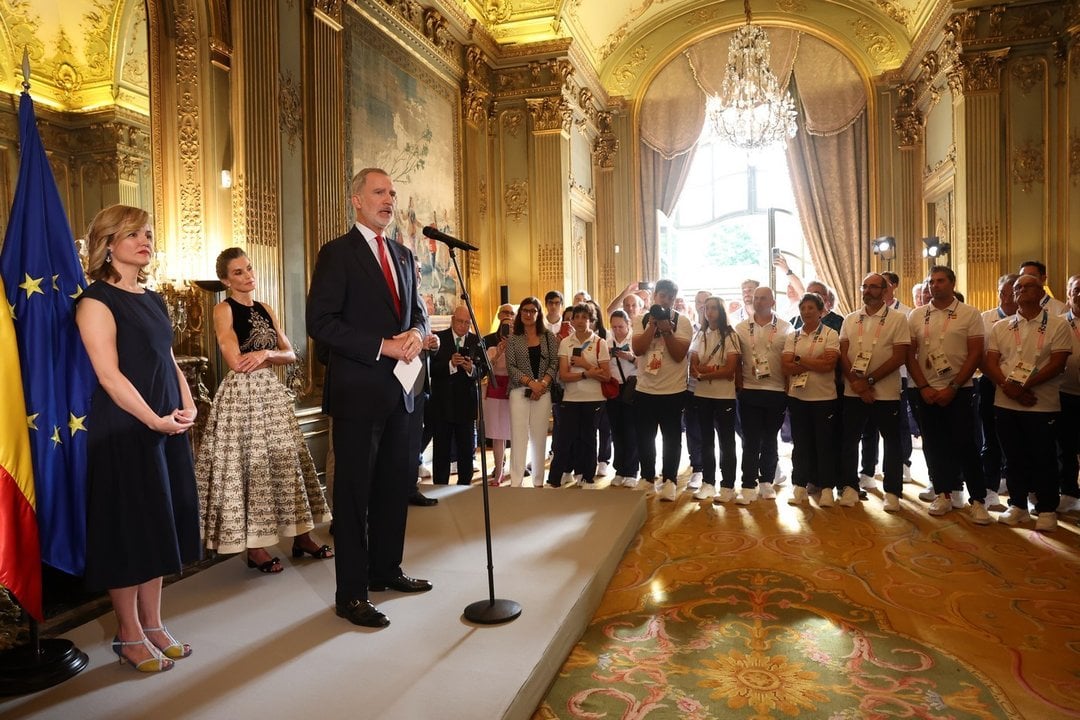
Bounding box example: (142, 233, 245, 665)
(375, 234, 402, 318)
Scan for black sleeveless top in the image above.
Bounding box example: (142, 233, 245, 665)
(226, 297, 278, 352)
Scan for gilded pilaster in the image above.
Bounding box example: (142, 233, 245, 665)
(233, 0, 285, 321)
(527, 97, 572, 294)
(891, 82, 924, 295)
(305, 1, 347, 256)
(593, 111, 619, 303)
(950, 49, 1007, 311)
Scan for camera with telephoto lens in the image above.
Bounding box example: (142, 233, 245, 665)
(649, 304, 672, 322)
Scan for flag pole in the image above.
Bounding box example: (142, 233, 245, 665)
(0, 48, 89, 694)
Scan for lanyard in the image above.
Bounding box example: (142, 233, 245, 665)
(856, 306, 889, 353)
(792, 323, 824, 359)
(922, 301, 957, 349)
(1010, 310, 1048, 360)
(891, 299, 901, 310)
(1067, 311, 1080, 342)
(748, 315, 778, 354)
(702, 330, 726, 363)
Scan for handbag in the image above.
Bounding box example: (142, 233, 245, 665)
(614, 352, 637, 404)
(601, 376, 621, 400)
(486, 374, 509, 400)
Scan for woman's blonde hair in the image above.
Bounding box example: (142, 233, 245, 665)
(86, 204, 151, 284)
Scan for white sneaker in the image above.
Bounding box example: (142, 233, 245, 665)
(1028, 492, 1038, 509)
(561, 473, 579, 488)
(1035, 512, 1058, 532)
(610, 475, 625, 487)
(903, 464, 912, 483)
(997, 478, 1006, 494)
(818, 487, 835, 507)
(985, 490, 1006, 511)
(418, 464, 433, 479)
(1057, 495, 1080, 514)
(773, 466, 789, 487)
(998, 505, 1031, 526)
(758, 482, 776, 500)
(918, 488, 937, 502)
(714, 486, 736, 503)
(596, 461, 611, 477)
(735, 487, 758, 505)
(623, 476, 641, 490)
(883, 493, 900, 513)
(693, 483, 716, 501)
(839, 486, 860, 507)
(969, 502, 991, 525)
(687, 472, 703, 490)
(583, 480, 601, 489)
(951, 489, 966, 509)
(788, 486, 808, 506)
(858, 473, 877, 490)
(928, 493, 952, 516)
(659, 479, 678, 502)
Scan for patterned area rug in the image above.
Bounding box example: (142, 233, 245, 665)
(536, 476, 1080, 720)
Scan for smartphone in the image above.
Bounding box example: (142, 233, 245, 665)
(638, 281, 653, 291)
(499, 322, 510, 338)
(771, 248, 782, 259)
(572, 347, 583, 357)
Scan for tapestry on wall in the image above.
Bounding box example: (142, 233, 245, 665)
(346, 12, 463, 321)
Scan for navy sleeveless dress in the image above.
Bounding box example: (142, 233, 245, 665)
(81, 281, 201, 590)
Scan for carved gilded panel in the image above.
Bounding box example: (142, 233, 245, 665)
(504, 179, 528, 221)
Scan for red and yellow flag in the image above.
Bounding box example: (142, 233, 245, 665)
(0, 273, 42, 621)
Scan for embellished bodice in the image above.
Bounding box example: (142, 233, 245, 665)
(227, 297, 277, 352)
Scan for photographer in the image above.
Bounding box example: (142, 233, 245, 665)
(429, 305, 485, 486)
(631, 279, 693, 501)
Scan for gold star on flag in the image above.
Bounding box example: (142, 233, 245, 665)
(69, 285, 83, 300)
(18, 273, 44, 299)
(50, 425, 63, 446)
(68, 413, 87, 434)
(7, 301, 14, 320)
(52, 274, 60, 291)
(27, 412, 39, 430)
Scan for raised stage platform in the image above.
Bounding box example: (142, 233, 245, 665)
(0, 485, 647, 720)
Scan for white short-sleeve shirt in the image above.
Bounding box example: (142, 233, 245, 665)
(783, 324, 840, 401)
(988, 310, 1072, 412)
(690, 329, 740, 400)
(907, 300, 984, 389)
(635, 313, 692, 396)
(559, 332, 609, 403)
(839, 304, 910, 400)
(734, 314, 791, 392)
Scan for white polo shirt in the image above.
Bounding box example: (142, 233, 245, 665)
(735, 314, 791, 392)
(690, 329, 740, 400)
(988, 310, 1072, 412)
(1058, 310, 1080, 396)
(839, 304, 910, 400)
(559, 332, 609, 403)
(783, 324, 840, 402)
(907, 300, 984, 389)
(635, 313, 692, 396)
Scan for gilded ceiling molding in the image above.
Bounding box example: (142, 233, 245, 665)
(947, 50, 1008, 96)
(872, 0, 911, 30)
(1010, 56, 1044, 95)
(775, 0, 807, 13)
(375, 0, 460, 66)
(279, 70, 303, 151)
(611, 44, 649, 96)
(504, 179, 528, 221)
(312, 0, 344, 26)
(592, 112, 618, 169)
(850, 18, 900, 66)
(1011, 141, 1044, 193)
(526, 96, 572, 134)
(486, 0, 513, 24)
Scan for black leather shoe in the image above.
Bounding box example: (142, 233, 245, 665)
(409, 491, 438, 507)
(335, 599, 390, 628)
(369, 574, 433, 593)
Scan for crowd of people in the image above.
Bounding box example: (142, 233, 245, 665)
(72, 179, 1078, 661)
(421, 261, 1079, 542)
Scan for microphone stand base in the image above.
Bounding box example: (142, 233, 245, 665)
(463, 599, 522, 625)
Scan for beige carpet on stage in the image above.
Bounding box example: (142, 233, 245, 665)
(0, 485, 646, 720)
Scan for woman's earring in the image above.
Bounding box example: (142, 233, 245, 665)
(105, 248, 112, 264)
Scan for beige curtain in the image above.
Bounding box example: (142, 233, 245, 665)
(639, 144, 695, 278)
(785, 74, 869, 316)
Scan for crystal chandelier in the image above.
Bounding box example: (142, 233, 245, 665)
(707, 0, 797, 150)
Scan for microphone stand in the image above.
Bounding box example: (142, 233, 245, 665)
(443, 244, 521, 624)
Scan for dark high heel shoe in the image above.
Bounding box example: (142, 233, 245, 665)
(111, 636, 174, 673)
(144, 625, 192, 659)
(292, 539, 334, 559)
(246, 552, 283, 573)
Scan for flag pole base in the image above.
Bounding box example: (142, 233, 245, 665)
(0, 639, 88, 695)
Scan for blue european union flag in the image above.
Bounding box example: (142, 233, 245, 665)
(0, 92, 95, 577)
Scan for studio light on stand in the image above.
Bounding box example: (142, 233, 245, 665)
(872, 236, 895, 268)
(922, 236, 950, 259)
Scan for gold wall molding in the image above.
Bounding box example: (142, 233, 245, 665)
(592, 111, 618, 169)
(850, 18, 900, 67)
(1010, 56, 1045, 95)
(611, 44, 648, 96)
(279, 69, 304, 151)
(1011, 141, 1044, 193)
(948, 50, 1008, 96)
(568, 172, 593, 202)
(1071, 131, 1080, 187)
(174, 0, 206, 276)
(478, 178, 487, 218)
(924, 144, 955, 182)
(463, 45, 491, 128)
(526, 96, 572, 134)
(504, 179, 528, 221)
(501, 108, 524, 137)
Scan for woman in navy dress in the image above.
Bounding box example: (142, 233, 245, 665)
(76, 204, 200, 673)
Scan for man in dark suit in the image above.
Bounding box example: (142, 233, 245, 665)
(430, 305, 483, 486)
(307, 167, 432, 629)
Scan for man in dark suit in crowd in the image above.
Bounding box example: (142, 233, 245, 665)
(307, 167, 432, 629)
(430, 305, 483, 486)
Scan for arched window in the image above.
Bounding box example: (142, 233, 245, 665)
(658, 139, 814, 319)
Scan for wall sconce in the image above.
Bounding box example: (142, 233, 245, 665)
(922, 236, 950, 258)
(872, 236, 895, 261)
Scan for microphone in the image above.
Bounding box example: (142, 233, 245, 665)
(422, 225, 478, 252)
